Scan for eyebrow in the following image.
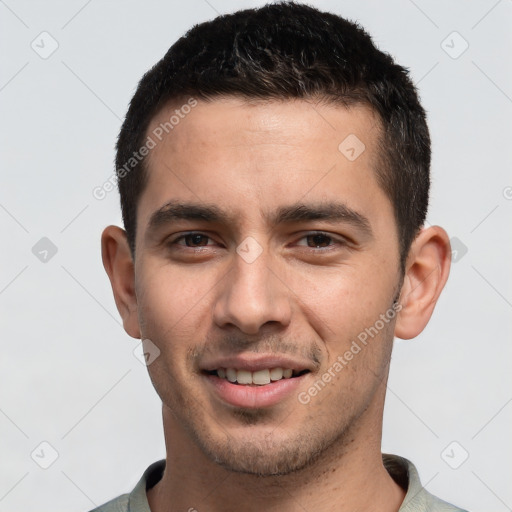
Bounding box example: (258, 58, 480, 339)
(147, 200, 373, 237)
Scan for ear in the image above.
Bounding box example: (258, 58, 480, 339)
(101, 225, 141, 339)
(394, 226, 451, 340)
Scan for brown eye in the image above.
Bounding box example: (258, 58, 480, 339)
(171, 233, 214, 247)
(295, 231, 345, 251)
(305, 233, 333, 248)
(183, 234, 210, 247)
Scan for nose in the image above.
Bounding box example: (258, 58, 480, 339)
(212, 242, 292, 335)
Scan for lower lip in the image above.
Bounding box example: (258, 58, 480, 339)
(204, 373, 307, 409)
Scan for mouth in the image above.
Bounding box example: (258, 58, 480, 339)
(201, 358, 313, 408)
(200, 355, 315, 408)
(205, 367, 311, 386)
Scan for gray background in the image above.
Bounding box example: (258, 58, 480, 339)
(1, 0, 511, 510)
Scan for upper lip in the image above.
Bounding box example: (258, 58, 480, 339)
(201, 354, 314, 373)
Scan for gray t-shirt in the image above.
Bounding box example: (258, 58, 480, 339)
(89, 454, 468, 512)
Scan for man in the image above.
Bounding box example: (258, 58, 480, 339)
(94, 2, 466, 511)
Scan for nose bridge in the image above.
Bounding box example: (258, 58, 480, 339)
(213, 236, 291, 334)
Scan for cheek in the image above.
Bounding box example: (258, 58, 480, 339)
(289, 263, 393, 337)
(134, 265, 214, 402)
(289, 264, 397, 389)
(136, 261, 215, 342)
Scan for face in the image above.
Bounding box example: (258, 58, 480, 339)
(132, 97, 403, 476)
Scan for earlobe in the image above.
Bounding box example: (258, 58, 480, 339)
(101, 225, 141, 339)
(394, 226, 451, 340)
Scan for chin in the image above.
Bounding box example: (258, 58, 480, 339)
(211, 443, 314, 476)
(187, 421, 342, 477)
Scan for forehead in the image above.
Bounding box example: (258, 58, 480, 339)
(138, 97, 390, 234)
(146, 96, 381, 161)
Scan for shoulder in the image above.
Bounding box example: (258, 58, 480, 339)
(85, 459, 165, 512)
(417, 490, 469, 512)
(383, 454, 469, 512)
(87, 493, 130, 512)
(419, 492, 469, 512)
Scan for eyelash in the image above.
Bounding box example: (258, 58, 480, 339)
(167, 231, 346, 252)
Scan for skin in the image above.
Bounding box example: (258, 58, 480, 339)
(102, 97, 451, 512)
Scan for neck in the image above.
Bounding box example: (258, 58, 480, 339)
(147, 405, 405, 512)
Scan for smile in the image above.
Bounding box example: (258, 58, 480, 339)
(208, 367, 310, 385)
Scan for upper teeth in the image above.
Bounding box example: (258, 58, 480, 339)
(217, 367, 293, 385)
